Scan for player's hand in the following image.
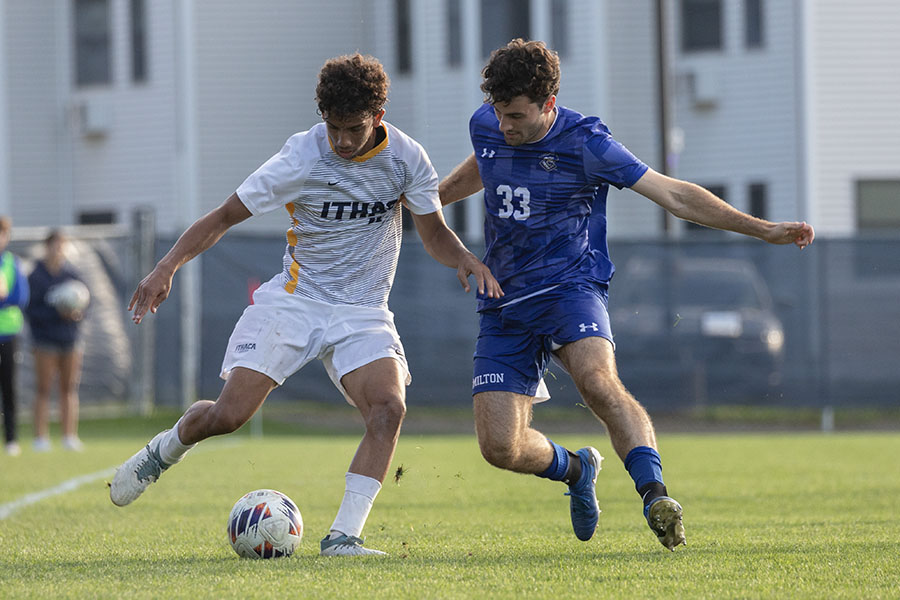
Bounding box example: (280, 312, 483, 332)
(765, 221, 815, 249)
(128, 265, 175, 324)
(456, 252, 504, 299)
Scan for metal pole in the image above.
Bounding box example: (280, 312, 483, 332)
(0, 7, 10, 215)
(131, 207, 156, 415)
(175, 1, 200, 409)
(462, 0, 484, 243)
(656, 0, 673, 234)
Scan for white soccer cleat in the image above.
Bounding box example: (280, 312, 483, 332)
(109, 431, 172, 507)
(320, 533, 387, 557)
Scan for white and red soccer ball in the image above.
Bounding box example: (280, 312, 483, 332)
(227, 489, 302, 559)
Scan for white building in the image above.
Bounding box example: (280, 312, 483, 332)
(0, 0, 897, 239)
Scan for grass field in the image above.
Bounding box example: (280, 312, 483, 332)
(2, 411, 899, 599)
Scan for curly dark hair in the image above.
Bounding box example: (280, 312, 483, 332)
(315, 54, 390, 119)
(481, 39, 560, 105)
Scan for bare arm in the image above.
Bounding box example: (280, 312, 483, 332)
(129, 192, 253, 323)
(631, 168, 815, 248)
(410, 209, 503, 298)
(438, 153, 484, 206)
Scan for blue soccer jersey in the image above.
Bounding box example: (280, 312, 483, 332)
(470, 102, 648, 311)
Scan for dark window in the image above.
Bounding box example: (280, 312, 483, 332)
(748, 182, 767, 220)
(551, 0, 568, 58)
(130, 0, 147, 82)
(681, 0, 722, 52)
(396, 0, 412, 74)
(745, 0, 764, 48)
(686, 184, 727, 231)
(481, 0, 531, 59)
(78, 210, 116, 225)
(857, 180, 900, 229)
(447, 0, 462, 67)
(74, 0, 111, 86)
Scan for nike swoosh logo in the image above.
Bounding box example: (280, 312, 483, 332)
(328, 181, 339, 186)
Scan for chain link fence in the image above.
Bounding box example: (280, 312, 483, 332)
(11, 223, 896, 418)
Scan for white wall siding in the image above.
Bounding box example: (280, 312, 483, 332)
(672, 0, 802, 230)
(373, 0, 478, 181)
(4, 1, 63, 226)
(3, 0, 895, 241)
(191, 0, 371, 235)
(67, 0, 179, 229)
(805, 0, 900, 235)
(604, 0, 663, 239)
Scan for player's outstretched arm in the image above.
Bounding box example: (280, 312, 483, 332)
(410, 209, 503, 299)
(129, 193, 253, 323)
(631, 168, 815, 249)
(438, 154, 484, 206)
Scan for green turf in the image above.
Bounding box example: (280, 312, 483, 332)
(1, 417, 899, 599)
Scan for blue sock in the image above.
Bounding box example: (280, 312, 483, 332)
(624, 446, 664, 492)
(536, 439, 569, 481)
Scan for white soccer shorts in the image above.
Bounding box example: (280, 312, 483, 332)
(220, 276, 410, 406)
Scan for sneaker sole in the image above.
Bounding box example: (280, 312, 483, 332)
(647, 498, 686, 551)
(109, 467, 145, 507)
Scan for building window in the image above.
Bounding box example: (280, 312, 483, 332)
(130, 0, 147, 82)
(857, 180, 900, 230)
(745, 0, 764, 49)
(446, 0, 462, 67)
(481, 0, 531, 59)
(681, 0, 722, 52)
(551, 0, 568, 58)
(74, 0, 111, 86)
(78, 210, 116, 225)
(396, 0, 412, 74)
(686, 184, 727, 231)
(748, 182, 767, 219)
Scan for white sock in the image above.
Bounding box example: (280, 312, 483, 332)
(329, 472, 382, 538)
(157, 417, 196, 465)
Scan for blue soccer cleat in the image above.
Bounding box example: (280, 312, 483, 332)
(565, 446, 603, 541)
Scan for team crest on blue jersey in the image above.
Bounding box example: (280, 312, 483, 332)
(539, 153, 558, 172)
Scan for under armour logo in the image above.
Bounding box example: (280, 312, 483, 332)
(481, 148, 495, 158)
(579, 322, 599, 333)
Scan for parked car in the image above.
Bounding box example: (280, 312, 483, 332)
(609, 257, 785, 404)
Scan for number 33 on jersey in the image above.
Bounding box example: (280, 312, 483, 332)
(469, 102, 649, 311)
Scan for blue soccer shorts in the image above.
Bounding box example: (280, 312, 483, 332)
(472, 281, 613, 398)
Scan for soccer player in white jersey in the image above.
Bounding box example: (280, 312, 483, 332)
(440, 39, 814, 550)
(109, 54, 501, 557)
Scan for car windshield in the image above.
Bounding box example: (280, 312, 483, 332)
(676, 272, 762, 308)
(616, 267, 764, 309)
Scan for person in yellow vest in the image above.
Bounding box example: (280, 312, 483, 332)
(0, 217, 30, 456)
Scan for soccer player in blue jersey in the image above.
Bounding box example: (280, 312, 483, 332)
(439, 39, 814, 550)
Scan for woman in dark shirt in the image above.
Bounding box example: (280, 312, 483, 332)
(25, 230, 88, 452)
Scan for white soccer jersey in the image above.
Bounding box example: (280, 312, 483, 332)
(236, 121, 441, 308)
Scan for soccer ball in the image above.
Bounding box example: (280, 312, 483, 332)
(46, 279, 90, 313)
(227, 489, 303, 559)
